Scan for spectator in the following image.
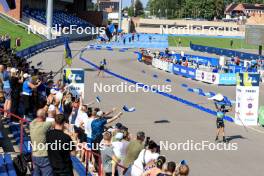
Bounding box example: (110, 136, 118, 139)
(30, 108, 53, 176)
(0, 65, 4, 103)
(62, 91, 73, 120)
(157, 161, 176, 176)
(10, 68, 23, 117)
(3, 66, 12, 118)
(112, 132, 129, 164)
(46, 114, 76, 176)
(123, 131, 145, 168)
(101, 131, 120, 176)
(81, 108, 96, 149)
(142, 155, 166, 176)
(46, 104, 56, 122)
(21, 73, 41, 119)
(176, 165, 189, 176)
(91, 109, 123, 171)
(130, 140, 160, 176)
(91, 108, 122, 149)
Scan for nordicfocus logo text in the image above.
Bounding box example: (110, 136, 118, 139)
(28, 24, 105, 35)
(93, 82, 172, 93)
(160, 140, 238, 151)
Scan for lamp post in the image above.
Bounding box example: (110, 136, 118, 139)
(118, 0, 123, 31)
(46, 0, 53, 40)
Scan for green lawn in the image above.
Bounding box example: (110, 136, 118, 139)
(0, 17, 44, 51)
(168, 36, 260, 49)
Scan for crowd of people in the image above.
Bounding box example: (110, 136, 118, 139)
(0, 35, 11, 50)
(0, 38, 190, 176)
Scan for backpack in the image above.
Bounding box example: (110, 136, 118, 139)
(13, 154, 31, 176)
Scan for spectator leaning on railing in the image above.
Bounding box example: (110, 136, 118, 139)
(29, 108, 53, 176)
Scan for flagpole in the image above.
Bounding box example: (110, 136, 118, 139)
(60, 53, 64, 80)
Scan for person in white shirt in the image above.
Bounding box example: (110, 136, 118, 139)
(112, 132, 130, 175)
(46, 105, 56, 122)
(130, 141, 159, 176)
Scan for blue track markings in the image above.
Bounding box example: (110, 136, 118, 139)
(80, 53, 234, 123)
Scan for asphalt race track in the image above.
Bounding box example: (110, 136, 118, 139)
(29, 41, 264, 176)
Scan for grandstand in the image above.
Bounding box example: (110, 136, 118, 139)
(1, 0, 103, 40)
(23, 7, 94, 28)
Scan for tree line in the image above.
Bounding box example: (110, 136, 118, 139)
(142, 0, 264, 20)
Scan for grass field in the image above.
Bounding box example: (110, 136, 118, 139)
(168, 36, 260, 49)
(0, 17, 44, 51)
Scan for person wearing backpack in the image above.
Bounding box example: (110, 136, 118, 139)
(130, 141, 159, 176)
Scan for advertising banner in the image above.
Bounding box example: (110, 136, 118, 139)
(235, 73, 260, 126)
(196, 70, 219, 84)
(63, 68, 85, 98)
(172, 64, 196, 79)
(219, 73, 236, 85)
(168, 63, 174, 73)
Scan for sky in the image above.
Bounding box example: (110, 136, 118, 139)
(123, 0, 148, 8)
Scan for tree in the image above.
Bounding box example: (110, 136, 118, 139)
(134, 0, 144, 16)
(128, 6, 135, 17)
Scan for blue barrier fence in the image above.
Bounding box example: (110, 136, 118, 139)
(172, 64, 196, 79)
(16, 37, 67, 58)
(190, 43, 264, 60)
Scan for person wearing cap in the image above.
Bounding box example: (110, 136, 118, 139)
(46, 104, 56, 122)
(91, 108, 123, 171)
(112, 131, 130, 175)
(91, 108, 122, 147)
(214, 100, 232, 143)
(47, 88, 58, 105)
(21, 73, 41, 119)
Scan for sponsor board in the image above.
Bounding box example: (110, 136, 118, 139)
(196, 70, 219, 84)
(172, 64, 196, 79)
(219, 73, 236, 85)
(235, 73, 260, 126)
(63, 68, 85, 98)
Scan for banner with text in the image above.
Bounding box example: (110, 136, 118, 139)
(235, 73, 260, 126)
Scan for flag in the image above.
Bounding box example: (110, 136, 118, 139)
(96, 96, 101, 103)
(123, 105, 136, 112)
(64, 38, 72, 66)
(0, 0, 10, 12)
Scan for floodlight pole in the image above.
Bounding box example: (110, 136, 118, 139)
(118, 0, 122, 32)
(46, 0, 53, 40)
